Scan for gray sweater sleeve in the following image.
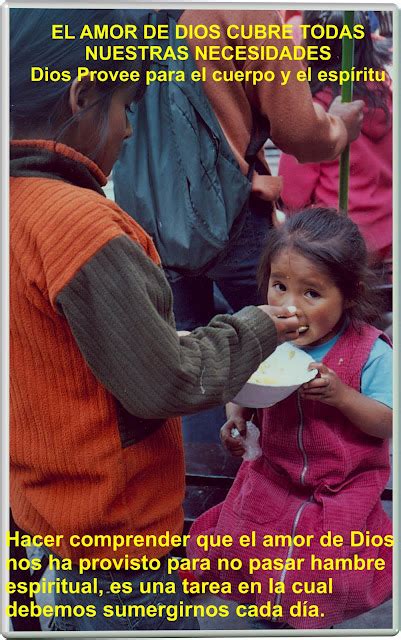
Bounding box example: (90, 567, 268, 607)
(56, 235, 277, 419)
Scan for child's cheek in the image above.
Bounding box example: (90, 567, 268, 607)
(267, 290, 278, 306)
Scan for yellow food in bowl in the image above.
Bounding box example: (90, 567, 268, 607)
(247, 346, 309, 387)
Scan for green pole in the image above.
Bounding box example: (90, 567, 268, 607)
(338, 11, 355, 215)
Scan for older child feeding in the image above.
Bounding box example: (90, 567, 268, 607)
(187, 208, 392, 629)
(10, 8, 301, 632)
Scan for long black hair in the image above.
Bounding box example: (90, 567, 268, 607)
(303, 10, 391, 118)
(258, 208, 384, 326)
(10, 9, 148, 143)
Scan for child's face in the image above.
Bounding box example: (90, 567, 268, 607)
(267, 249, 345, 347)
(93, 86, 136, 176)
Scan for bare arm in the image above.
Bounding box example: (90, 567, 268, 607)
(335, 386, 392, 439)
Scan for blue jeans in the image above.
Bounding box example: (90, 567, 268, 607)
(50, 555, 199, 632)
(168, 200, 272, 442)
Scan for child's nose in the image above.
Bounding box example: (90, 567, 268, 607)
(285, 293, 297, 308)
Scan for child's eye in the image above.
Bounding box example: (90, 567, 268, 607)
(272, 282, 286, 292)
(305, 289, 320, 299)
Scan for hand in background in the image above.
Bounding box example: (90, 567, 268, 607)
(300, 361, 345, 406)
(328, 95, 365, 143)
(300, 362, 392, 439)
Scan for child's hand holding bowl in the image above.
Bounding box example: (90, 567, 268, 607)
(258, 304, 300, 342)
(300, 362, 346, 406)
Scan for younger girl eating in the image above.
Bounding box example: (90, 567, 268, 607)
(187, 208, 392, 629)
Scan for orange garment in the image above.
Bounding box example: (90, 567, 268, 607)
(10, 140, 184, 562)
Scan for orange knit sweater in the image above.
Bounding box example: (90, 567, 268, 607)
(10, 140, 184, 561)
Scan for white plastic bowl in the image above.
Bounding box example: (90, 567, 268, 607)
(233, 342, 317, 408)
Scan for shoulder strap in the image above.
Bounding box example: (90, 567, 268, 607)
(244, 114, 271, 180)
(156, 9, 184, 25)
(165, 9, 185, 21)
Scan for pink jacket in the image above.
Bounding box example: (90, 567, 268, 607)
(278, 88, 392, 259)
(187, 323, 392, 629)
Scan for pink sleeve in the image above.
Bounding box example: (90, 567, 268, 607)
(278, 153, 320, 212)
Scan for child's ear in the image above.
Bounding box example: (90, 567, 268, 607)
(69, 76, 98, 116)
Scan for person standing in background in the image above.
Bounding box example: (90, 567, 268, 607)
(168, 9, 365, 328)
(279, 10, 392, 280)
